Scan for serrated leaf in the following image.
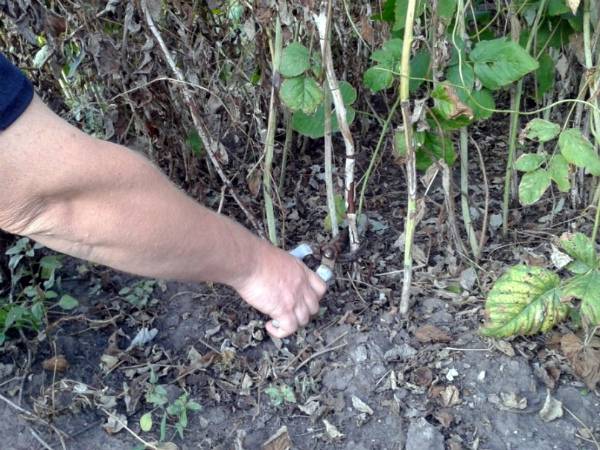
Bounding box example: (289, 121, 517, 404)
(519, 169, 551, 205)
(140, 412, 153, 432)
(563, 271, 600, 325)
(432, 83, 474, 121)
(393, 0, 425, 31)
(470, 38, 539, 90)
(535, 52, 555, 100)
(559, 232, 598, 272)
(280, 43, 310, 78)
(438, 0, 457, 19)
(523, 119, 561, 143)
(292, 81, 356, 138)
(279, 76, 324, 114)
(481, 265, 569, 337)
(559, 129, 600, 176)
(58, 294, 79, 310)
(409, 49, 431, 93)
(548, 155, 570, 192)
(364, 39, 403, 92)
(416, 131, 456, 170)
(548, 0, 572, 15)
(515, 153, 546, 172)
(467, 89, 496, 120)
(446, 62, 475, 100)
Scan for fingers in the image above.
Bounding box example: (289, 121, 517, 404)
(306, 268, 328, 298)
(266, 315, 298, 339)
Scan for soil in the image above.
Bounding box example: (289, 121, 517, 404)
(1, 148, 599, 450)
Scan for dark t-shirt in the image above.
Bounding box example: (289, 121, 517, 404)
(0, 53, 34, 131)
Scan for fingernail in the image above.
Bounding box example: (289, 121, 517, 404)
(271, 320, 280, 328)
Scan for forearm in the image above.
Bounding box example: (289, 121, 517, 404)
(0, 97, 263, 288)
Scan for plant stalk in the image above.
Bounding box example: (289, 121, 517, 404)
(399, 0, 418, 315)
(501, 0, 548, 235)
(263, 18, 283, 245)
(460, 128, 480, 258)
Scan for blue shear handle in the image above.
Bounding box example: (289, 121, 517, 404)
(289, 243, 333, 284)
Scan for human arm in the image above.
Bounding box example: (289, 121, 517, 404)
(0, 95, 326, 337)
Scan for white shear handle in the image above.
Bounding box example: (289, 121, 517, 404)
(289, 244, 334, 284)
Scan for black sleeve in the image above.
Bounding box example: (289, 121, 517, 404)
(0, 53, 34, 131)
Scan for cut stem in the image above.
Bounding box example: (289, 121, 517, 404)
(263, 18, 283, 245)
(399, 0, 418, 316)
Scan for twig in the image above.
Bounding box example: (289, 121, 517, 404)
(30, 428, 54, 450)
(0, 393, 67, 450)
(564, 406, 600, 450)
(284, 330, 349, 373)
(315, 7, 360, 252)
(295, 342, 347, 372)
(471, 136, 490, 255)
(100, 408, 158, 450)
(141, 0, 264, 236)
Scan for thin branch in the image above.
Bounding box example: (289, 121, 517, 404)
(141, 0, 264, 236)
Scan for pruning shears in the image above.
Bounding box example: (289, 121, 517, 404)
(289, 231, 346, 285)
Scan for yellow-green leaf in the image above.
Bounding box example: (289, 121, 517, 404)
(280, 43, 310, 78)
(559, 129, 600, 176)
(559, 232, 598, 273)
(279, 76, 324, 114)
(481, 265, 569, 337)
(563, 271, 600, 326)
(515, 153, 546, 172)
(548, 155, 570, 192)
(523, 119, 560, 143)
(140, 412, 153, 432)
(518, 169, 551, 205)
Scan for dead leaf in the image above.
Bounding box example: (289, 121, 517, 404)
(42, 355, 69, 373)
(493, 340, 515, 357)
(561, 333, 600, 390)
(415, 324, 451, 343)
(439, 385, 461, 407)
(262, 426, 293, 450)
(434, 408, 454, 428)
(413, 367, 433, 387)
(148, 442, 179, 450)
(567, 0, 581, 14)
(103, 412, 127, 434)
(247, 169, 262, 198)
(442, 84, 474, 120)
(351, 395, 373, 415)
(539, 390, 563, 422)
(323, 419, 344, 440)
(500, 392, 527, 410)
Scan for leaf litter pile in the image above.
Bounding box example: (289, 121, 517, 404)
(1, 1, 600, 450)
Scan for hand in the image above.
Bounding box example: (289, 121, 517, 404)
(233, 242, 327, 338)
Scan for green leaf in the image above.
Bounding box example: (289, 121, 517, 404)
(279, 76, 324, 114)
(446, 63, 475, 99)
(363, 39, 403, 92)
(415, 131, 456, 171)
(481, 265, 569, 337)
(187, 400, 202, 411)
(523, 119, 560, 143)
(559, 128, 600, 176)
(547, 0, 571, 15)
(518, 169, 551, 205)
(409, 49, 431, 93)
(186, 130, 204, 157)
(146, 385, 168, 407)
(467, 89, 496, 120)
(559, 232, 598, 272)
(470, 38, 539, 90)
(535, 52, 555, 100)
(563, 271, 600, 326)
(140, 412, 153, 432)
(438, 0, 458, 19)
(515, 153, 546, 172)
(393, 0, 425, 30)
(324, 194, 347, 231)
(280, 43, 310, 78)
(58, 294, 79, 310)
(548, 154, 570, 192)
(292, 81, 356, 138)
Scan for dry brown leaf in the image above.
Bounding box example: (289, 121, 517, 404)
(262, 426, 293, 450)
(415, 324, 451, 343)
(413, 367, 433, 387)
(42, 355, 69, 373)
(561, 333, 600, 390)
(247, 169, 262, 198)
(439, 385, 461, 407)
(443, 85, 474, 120)
(434, 408, 454, 428)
